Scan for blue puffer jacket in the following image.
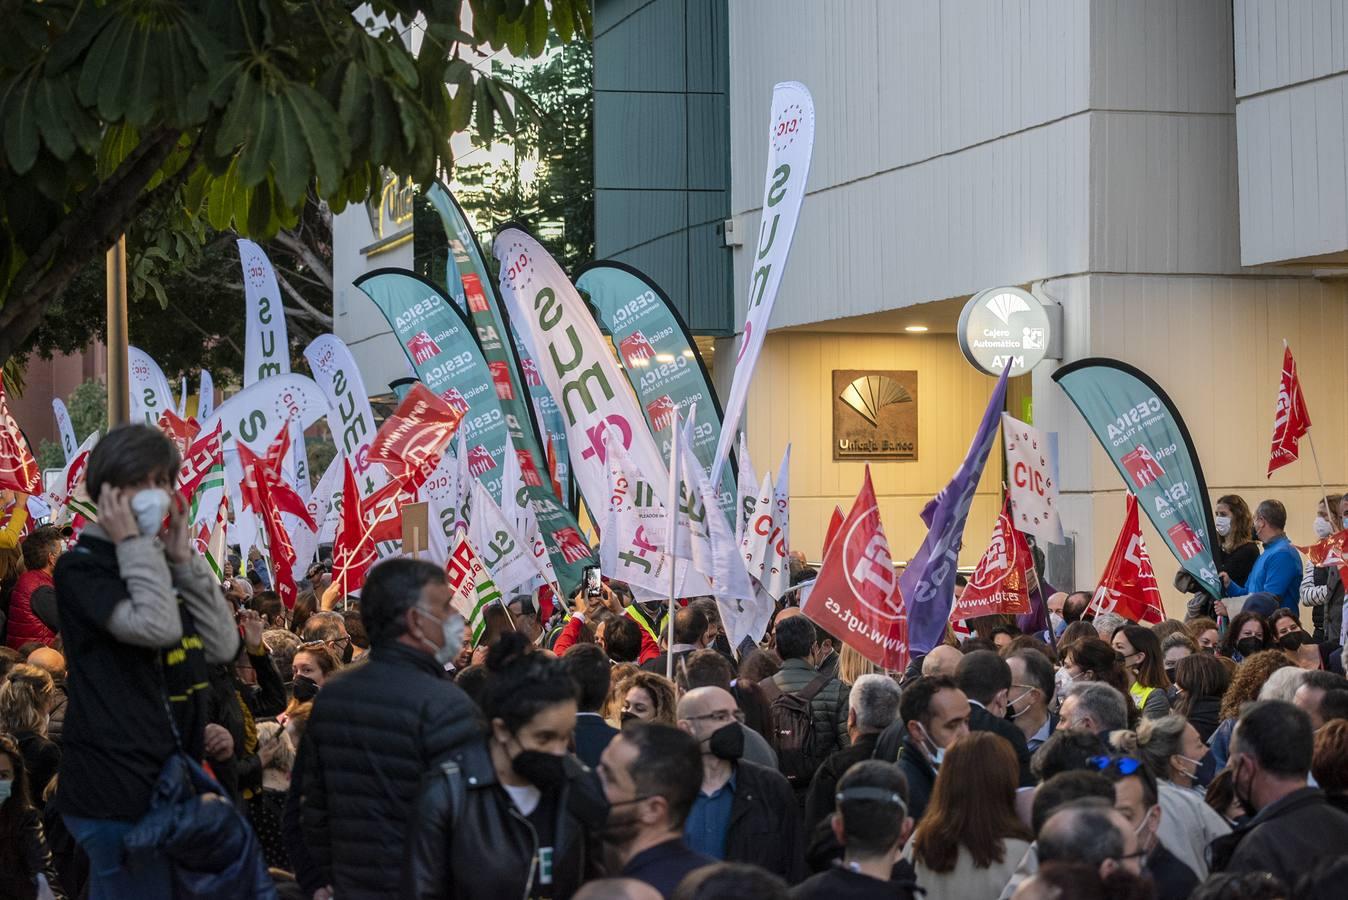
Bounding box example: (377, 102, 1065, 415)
(123, 753, 276, 900)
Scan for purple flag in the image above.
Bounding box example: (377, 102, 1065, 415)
(900, 362, 1012, 654)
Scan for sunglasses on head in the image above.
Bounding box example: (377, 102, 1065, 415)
(1087, 755, 1143, 775)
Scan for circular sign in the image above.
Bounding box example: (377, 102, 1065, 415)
(957, 286, 1051, 377)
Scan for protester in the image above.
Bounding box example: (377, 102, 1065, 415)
(53, 424, 239, 896)
(904, 732, 1032, 898)
(298, 558, 479, 900)
(5, 526, 63, 651)
(249, 720, 294, 870)
(874, 675, 971, 820)
(675, 686, 803, 881)
(1159, 633, 1195, 686)
(1277, 631, 1322, 670)
(1091, 754, 1198, 900)
(1111, 625, 1171, 719)
(919, 643, 963, 678)
(1060, 638, 1139, 726)
(791, 760, 920, 900)
(300, 610, 355, 667)
(1185, 617, 1222, 655)
(1007, 649, 1057, 752)
(292, 641, 340, 697)
(1208, 700, 1348, 884)
(0, 732, 64, 900)
(1171, 653, 1229, 742)
(671, 863, 789, 900)
(1209, 496, 1258, 592)
(1256, 665, 1308, 703)
(622, 672, 678, 726)
(679, 649, 776, 768)
(1012, 860, 1155, 900)
(956, 650, 1034, 785)
(0, 664, 59, 808)
(506, 593, 545, 645)
(402, 634, 605, 899)
(1311, 718, 1348, 814)
(24, 647, 66, 744)
(835, 644, 879, 685)
(1059, 682, 1129, 736)
(1291, 669, 1348, 730)
(1300, 496, 1342, 642)
(564, 643, 619, 768)
(1222, 610, 1276, 662)
(763, 615, 849, 793)
(803, 673, 900, 829)
(598, 722, 713, 898)
(1221, 500, 1301, 612)
(1036, 798, 1144, 880)
(1209, 650, 1292, 769)
(641, 607, 708, 677)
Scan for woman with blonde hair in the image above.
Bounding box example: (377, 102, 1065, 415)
(619, 670, 677, 725)
(0, 663, 58, 807)
(837, 643, 881, 686)
(603, 662, 640, 725)
(904, 732, 1032, 898)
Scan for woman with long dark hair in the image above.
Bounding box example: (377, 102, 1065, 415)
(1061, 637, 1140, 727)
(1213, 494, 1259, 586)
(1171, 653, 1230, 743)
(1220, 612, 1270, 661)
(0, 733, 64, 899)
(904, 732, 1032, 898)
(1110, 624, 1171, 719)
(402, 633, 604, 899)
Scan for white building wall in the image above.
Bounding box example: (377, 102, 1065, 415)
(1234, 0, 1348, 265)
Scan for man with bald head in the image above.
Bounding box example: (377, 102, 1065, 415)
(676, 686, 804, 882)
(921, 644, 963, 678)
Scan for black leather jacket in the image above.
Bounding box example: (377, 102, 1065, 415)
(401, 739, 606, 900)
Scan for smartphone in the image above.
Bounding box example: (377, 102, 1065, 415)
(583, 565, 602, 597)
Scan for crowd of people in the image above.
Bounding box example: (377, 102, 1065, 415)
(2, 426, 1348, 899)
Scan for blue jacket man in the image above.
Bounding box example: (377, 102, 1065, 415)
(1225, 500, 1301, 611)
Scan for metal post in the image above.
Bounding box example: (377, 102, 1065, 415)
(106, 235, 130, 426)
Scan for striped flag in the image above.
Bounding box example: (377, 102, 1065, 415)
(196, 495, 230, 581)
(446, 530, 503, 646)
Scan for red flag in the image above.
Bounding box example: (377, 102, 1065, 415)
(546, 435, 563, 501)
(237, 430, 316, 530)
(822, 505, 845, 558)
(245, 455, 299, 608)
(1268, 344, 1312, 477)
(951, 501, 1033, 620)
(367, 383, 464, 489)
(0, 373, 40, 495)
(332, 459, 378, 593)
(157, 409, 200, 457)
(361, 475, 416, 544)
(1090, 493, 1165, 625)
(802, 467, 909, 670)
(177, 422, 222, 505)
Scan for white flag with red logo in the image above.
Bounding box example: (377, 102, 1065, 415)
(500, 439, 558, 590)
(802, 466, 909, 671)
(0, 372, 40, 495)
(368, 382, 465, 489)
(46, 432, 99, 523)
(733, 432, 759, 544)
(1002, 413, 1064, 544)
(951, 500, 1033, 620)
(1268, 342, 1312, 477)
(468, 479, 537, 596)
(447, 531, 504, 646)
(1090, 493, 1165, 625)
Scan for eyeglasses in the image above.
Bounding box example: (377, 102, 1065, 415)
(681, 709, 745, 726)
(1087, 755, 1143, 776)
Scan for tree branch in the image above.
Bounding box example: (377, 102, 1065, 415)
(276, 271, 333, 328)
(272, 228, 333, 292)
(167, 299, 242, 357)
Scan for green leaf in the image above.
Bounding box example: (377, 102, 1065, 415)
(448, 65, 474, 133)
(246, 176, 273, 235)
(368, 80, 398, 164)
(551, 0, 575, 44)
(503, 17, 527, 57)
(268, 99, 311, 203)
(473, 76, 494, 146)
(526, 0, 549, 57)
(484, 77, 516, 135)
(34, 79, 76, 161)
(237, 92, 280, 188)
(49, 75, 102, 156)
(383, 40, 420, 89)
(46, 3, 115, 75)
(216, 73, 260, 158)
(118, 18, 161, 127)
(285, 85, 348, 193)
(95, 122, 140, 180)
(1, 75, 41, 174)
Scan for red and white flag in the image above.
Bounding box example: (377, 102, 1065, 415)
(368, 383, 464, 489)
(0, 373, 40, 495)
(1268, 343, 1312, 477)
(156, 408, 200, 458)
(245, 454, 300, 608)
(177, 422, 223, 506)
(802, 467, 909, 670)
(1090, 493, 1165, 625)
(951, 500, 1033, 620)
(332, 459, 379, 594)
(237, 430, 316, 531)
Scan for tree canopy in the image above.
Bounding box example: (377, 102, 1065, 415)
(0, 0, 592, 365)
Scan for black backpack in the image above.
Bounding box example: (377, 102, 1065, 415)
(759, 673, 831, 787)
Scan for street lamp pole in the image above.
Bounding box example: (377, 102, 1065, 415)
(106, 235, 130, 426)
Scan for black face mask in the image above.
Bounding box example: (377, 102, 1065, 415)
(341, 641, 354, 665)
(1235, 637, 1264, 657)
(620, 711, 639, 724)
(1164, 665, 1177, 683)
(1189, 751, 1218, 789)
(512, 749, 568, 790)
(706, 722, 744, 761)
(291, 674, 319, 702)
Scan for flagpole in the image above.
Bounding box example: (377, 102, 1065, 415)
(665, 413, 681, 683)
(1305, 428, 1335, 524)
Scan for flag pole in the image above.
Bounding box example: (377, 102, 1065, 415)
(1305, 428, 1334, 523)
(665, 413, 681, 683)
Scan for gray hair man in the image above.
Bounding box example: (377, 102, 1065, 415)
(803, 674, 902, 829)
(1059, 682, 1128, 735)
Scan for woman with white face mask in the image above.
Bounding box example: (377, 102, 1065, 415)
(1212, 495, 1260, 590)
(51, 424, 240, 896)
(1299, 493, 1344, 642)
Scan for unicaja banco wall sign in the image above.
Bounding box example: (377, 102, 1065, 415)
(832, 370, 918, 461)
(958, 286, 1052, 376)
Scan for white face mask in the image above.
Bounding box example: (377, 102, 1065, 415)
(1214, 515, 1231, 537)
(1315, 517, 1334, 540)
(130, 488, 171, 536)
(916, 722, 946, 767)
(0, 778, 11, 803)
(415, 605, 466, 667)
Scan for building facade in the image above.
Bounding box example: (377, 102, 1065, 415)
(597, 0, 1348, 617)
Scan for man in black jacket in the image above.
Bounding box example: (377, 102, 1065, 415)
(873, 675, 970, 821)
(803, 673, 901, 830)
(676, 686, 805, 883)
(564, 643, 619, 767)
(298, 559, 481, 900)
(956, 650, 1035, 786)
(1099, 754, 1198, 900)
(1209, 700, 1348, 885)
